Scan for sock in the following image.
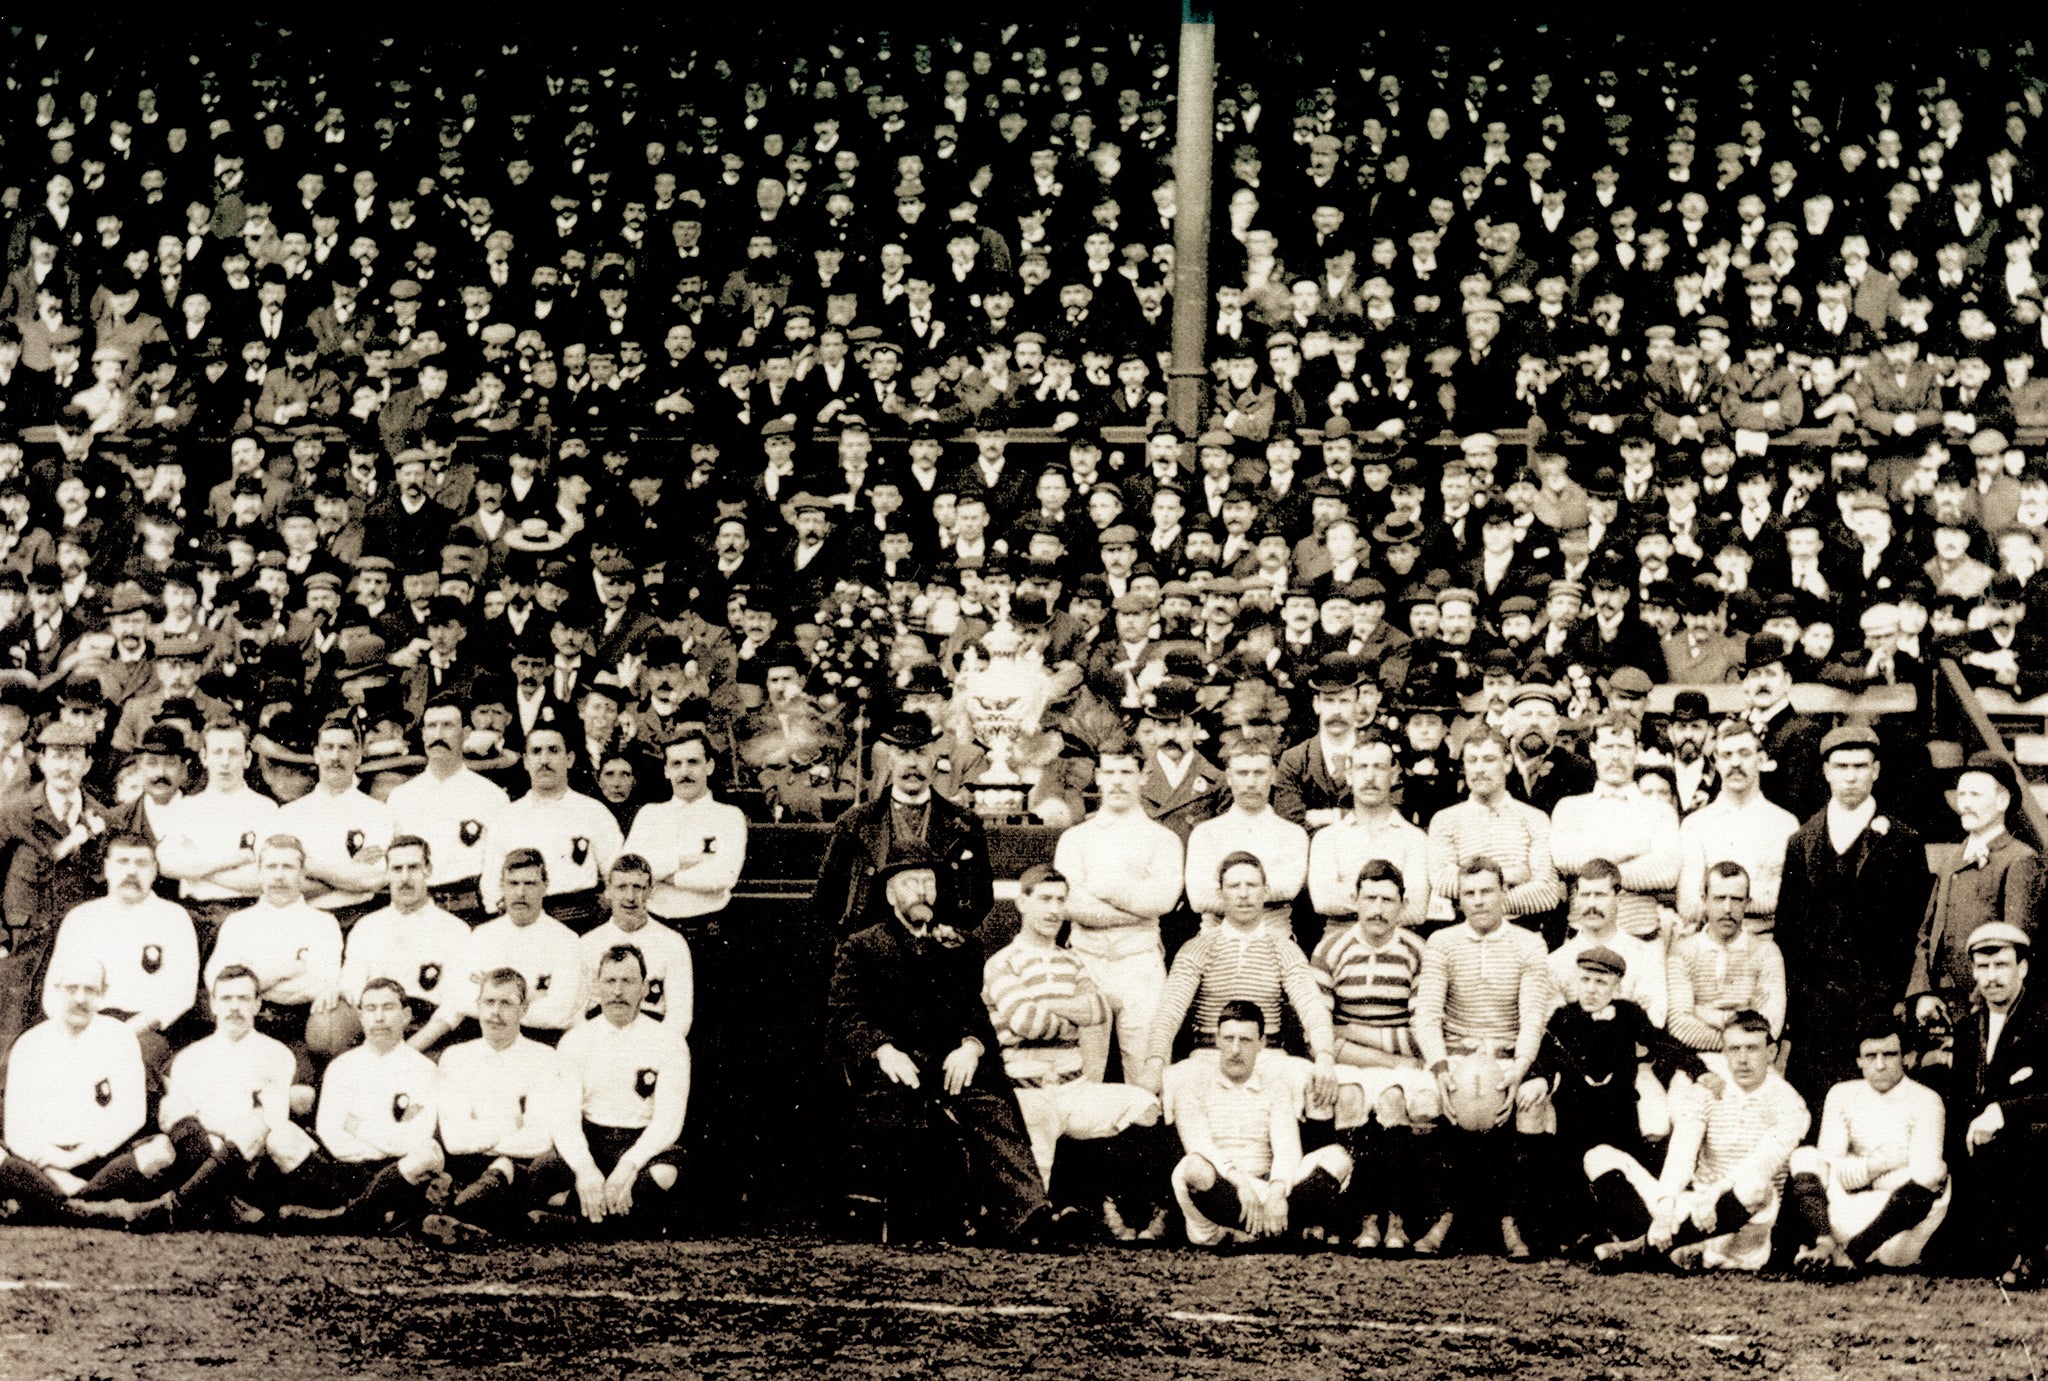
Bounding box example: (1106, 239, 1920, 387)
(1783, 1171, 1831, 1248)
(1845, 1181, 1940, 1264)
(1590, 1169, 1651, 1241)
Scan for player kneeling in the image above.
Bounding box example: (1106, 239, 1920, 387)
(0, 956, 217, 1225)
(1783, 1016, 1949, 1276)
(1581, 1011, 1809, 1272)
(528, 944, 690, 1236)
(1170, 1002, 1352, 1248)
(422, 968, 563, 1244)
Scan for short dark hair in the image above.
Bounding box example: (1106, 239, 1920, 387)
(1726, 1009, 1776, 1042)
(104, 831, 155, 857)
(599, 943, 647, 980)
(502, 846, 548, 879)
(387, 833, 432, 868)
(608, 854, 654, 884)
(212, 963, 259, 992)
(1216, 999, 1267, 1032)
(1459, 855, 1505, 889)
(1017, 864, 1067, 896)
(1576, 858, 1622, 890)
(360, 976, 407, 1006)
(1854, 1012, 1906, 1052)
(1217, 849, 1266, 885)
(1706, 860, 1752, 893)
(480, 966, 528, 1003)
(1353, 858, 1405, 894)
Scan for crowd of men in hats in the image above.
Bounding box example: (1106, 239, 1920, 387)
(0, 20, 2039, 1274)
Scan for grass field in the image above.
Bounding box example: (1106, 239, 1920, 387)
(4, 1229, 2047, 1379)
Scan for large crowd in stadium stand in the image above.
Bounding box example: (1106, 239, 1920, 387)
(0, 16, 2044, 1280)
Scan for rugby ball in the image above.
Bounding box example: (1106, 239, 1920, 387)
(1441, 1050, 1511, 1132)
(305, 1002, 363, 1057)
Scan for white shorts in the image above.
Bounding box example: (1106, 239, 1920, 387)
(1013, 1081, 1161, 1188)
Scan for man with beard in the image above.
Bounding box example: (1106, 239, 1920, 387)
(1911, 756, 2042, 1016)
(1676, 721, 1799, 934)
(1648, 691, 1720, 816)
(42, 833, 200, 1080)
(339, 837, 475, 1051)
(365, 451, 452, 575)
(1501, 684, 1595, 816)
(814, 713, 993, 939)
(831, 849, 1073, 1245)
(1135, 681, 1224, 843)
(387, 695, 510, 925)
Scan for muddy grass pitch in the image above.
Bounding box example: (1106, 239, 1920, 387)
(2, 1228, 2044, 1379)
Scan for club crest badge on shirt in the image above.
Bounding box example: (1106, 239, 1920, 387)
(141, 944, 163, 974)
(634, 1067, 658, 1098)
(459, 819, 483, 846)
(393, 1092, 413, 1120)
(571, 835, 591, 865)
(346, 829, 366, 856)
(535, 973, 552, 992)
(419, 962, 442, 991)
(95, 1079, 113, 1107)
(239, 831, 257, 851)
(702, 836, 717, 855)
(647, 977, 664, 1006)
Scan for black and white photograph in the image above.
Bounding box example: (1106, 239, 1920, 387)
(0, 9, 2045, 1376)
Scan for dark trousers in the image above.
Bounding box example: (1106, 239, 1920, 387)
(845, 1075, 1048, 1240)
(529, 1121, 686, 1232)
(1947, 1137, 2048, 1272)
(443, 1151, 541, 1231)
(1188, 1165, 1346, 1237)
(255, 1150, 427, 1229)
(0, 1117, 216, 1221)
(1047, 1120, 1179, 1219)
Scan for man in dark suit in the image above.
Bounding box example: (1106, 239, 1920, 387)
(1503, 683, 1596, 815)
(1912, 754, 2043, 1013)
(813, 712, 993, 941)
(1738, 634, 1829, 822)
(1774, 724, 1932, 1103)
(1135, 680, 1224, 845)
(1272, 653, 1368, 827)
(0, 720, 114, 1080)
(827, 845, 1066, 1245)
(1944, 923, 2048, 1284)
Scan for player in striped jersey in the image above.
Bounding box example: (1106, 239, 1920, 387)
(1309, 857, 1438, 1251)
(1584, 1010, 1811, 1272)
(980, 866, 1161, 1216)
